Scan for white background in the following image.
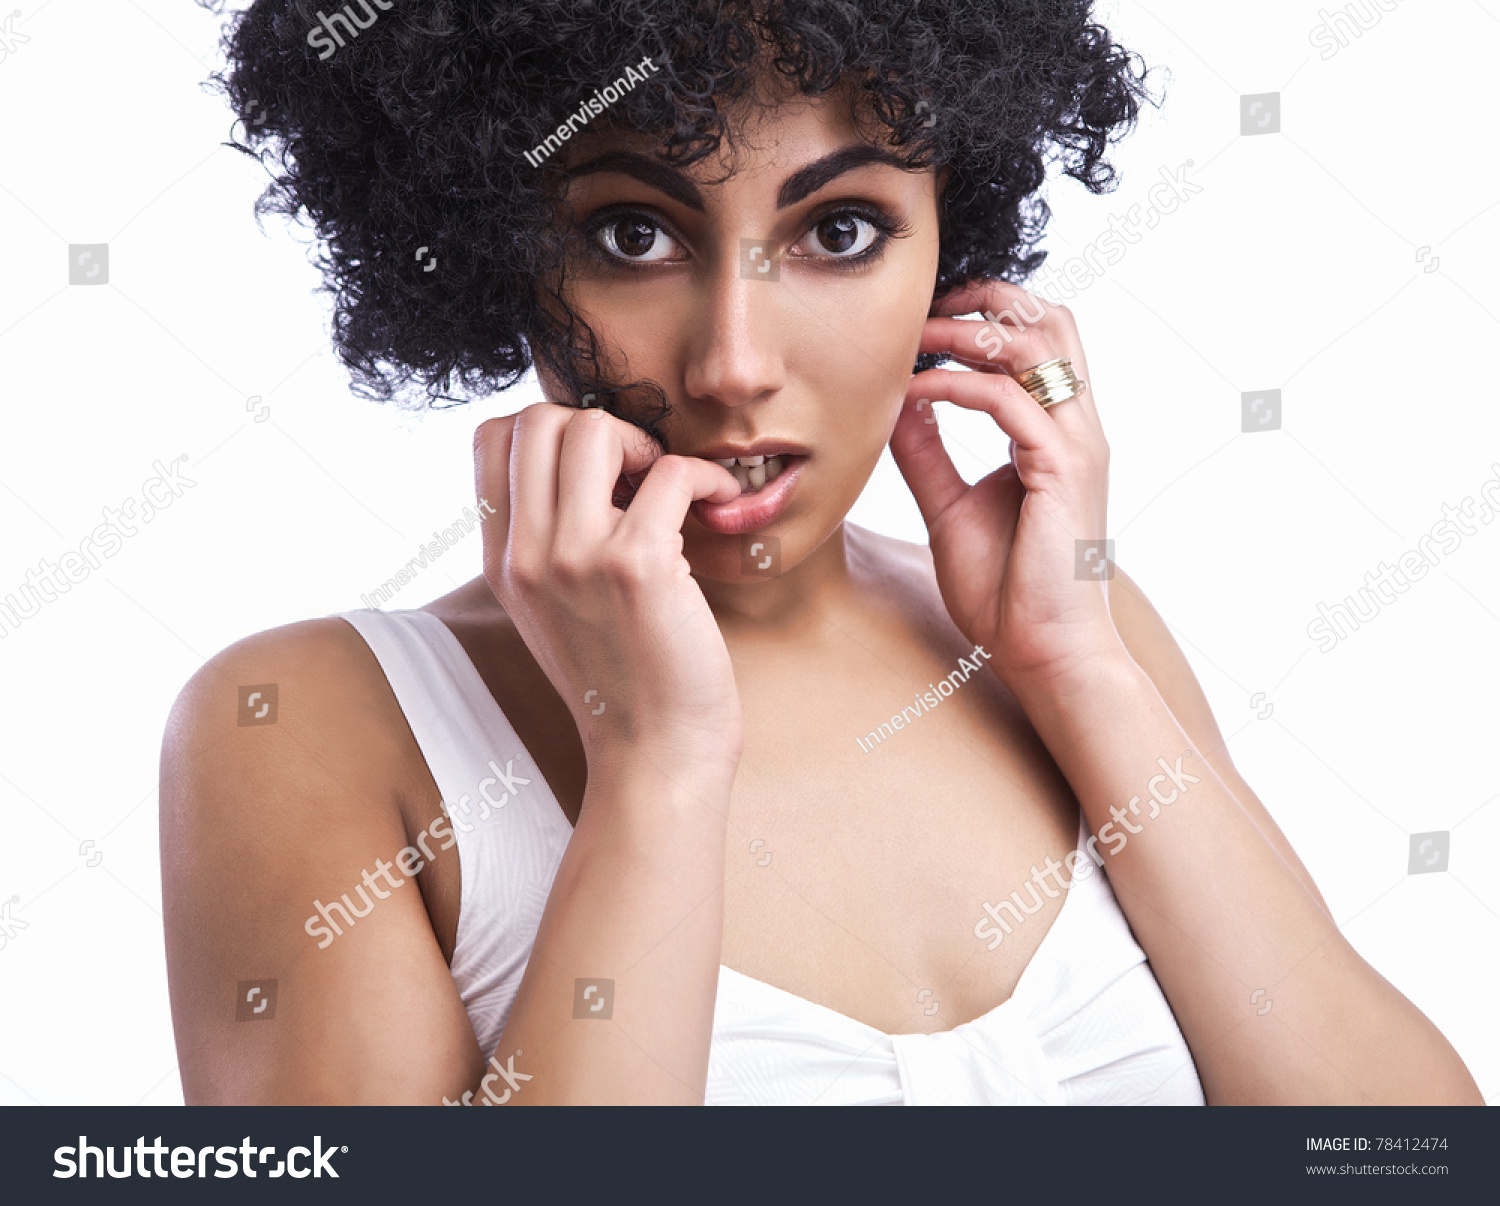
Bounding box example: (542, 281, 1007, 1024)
(0, 0, 1496, 1105)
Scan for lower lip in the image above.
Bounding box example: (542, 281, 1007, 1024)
(690, 456, 806, 535)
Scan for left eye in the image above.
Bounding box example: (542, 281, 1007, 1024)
(794, 213, 880, 258)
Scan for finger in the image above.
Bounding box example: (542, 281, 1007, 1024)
(616, 454, 738, 543)
(888, 394, 968, 528)
(919, 317, 1098, 434)
(931, 278, 1047, 320)
(613, 415, 669, 479)
(928, 279, 1070, 370)
(554, 407, 638, 545)
(919, 315, 1058, 377)
(509, 403, 572, 543)
(906, 367, 1059, 454)
(929, 284, 1100, 426)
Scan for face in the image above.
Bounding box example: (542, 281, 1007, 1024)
(548, 82, 943, 583)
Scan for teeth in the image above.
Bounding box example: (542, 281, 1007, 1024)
(707, 453, 790, 492)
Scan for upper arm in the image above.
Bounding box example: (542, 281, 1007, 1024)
(159, 619, 483, 1104)
(1107, 567, 1332, 916)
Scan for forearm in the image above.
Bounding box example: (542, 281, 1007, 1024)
(488, 757, 733, 1105)
(1010, 653, 1482, 1105)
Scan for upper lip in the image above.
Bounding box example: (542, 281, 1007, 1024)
(686, 440, 809, 461)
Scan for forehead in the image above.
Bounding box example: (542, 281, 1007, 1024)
(562, 84, 898, 196)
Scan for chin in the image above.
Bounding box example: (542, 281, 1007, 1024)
(683, 513, 831, 582)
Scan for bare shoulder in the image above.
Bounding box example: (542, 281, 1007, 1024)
(166, 615, 405, 736)
(161, 616, 432, 836)
(160, 616, 477, 1104)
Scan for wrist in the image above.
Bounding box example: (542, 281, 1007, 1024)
(585, 738, 741, 803)
(1003, 641, 1147, 717)
(578, 703, 742, 778)
(579, 756, 737, 851)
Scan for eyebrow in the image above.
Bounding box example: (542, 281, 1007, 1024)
(775, 145, 911, 208)
(564, 144, 913, 213)
(565, 152, 707, 211)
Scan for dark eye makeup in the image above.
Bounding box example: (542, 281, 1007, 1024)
(577, 200, 913, 271)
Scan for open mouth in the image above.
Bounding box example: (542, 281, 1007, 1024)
(709, 454, 791, 494)
(689, 449, 807, 535)
(615, 444, 809, 534)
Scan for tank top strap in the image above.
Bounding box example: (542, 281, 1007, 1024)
(336, 607, 572, 1057)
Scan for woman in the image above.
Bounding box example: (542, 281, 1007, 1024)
(163, 0, 1482, 1105)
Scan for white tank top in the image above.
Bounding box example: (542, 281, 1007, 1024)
(339, 607, 1204, 1106)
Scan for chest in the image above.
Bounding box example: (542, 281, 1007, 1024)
(425, 605, 1082, 1036)
(716, 643, 1080, 1033)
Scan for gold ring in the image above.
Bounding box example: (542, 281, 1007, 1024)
(1014, 357, 1086, 410)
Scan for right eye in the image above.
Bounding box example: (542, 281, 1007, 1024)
(593, 214, 684, 263)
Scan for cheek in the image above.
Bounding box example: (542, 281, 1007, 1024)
(568, 289, 671, 374)
(801, 274, 933, 442)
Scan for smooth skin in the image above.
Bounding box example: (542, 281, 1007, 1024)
(161, 82, 1482, 1106)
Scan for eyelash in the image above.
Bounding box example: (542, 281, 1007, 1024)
(580, 203, 912, 270)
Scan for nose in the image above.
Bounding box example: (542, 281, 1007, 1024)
(680, 252, 787, 409)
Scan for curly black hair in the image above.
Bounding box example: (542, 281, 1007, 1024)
(199, 0, 1152, 444)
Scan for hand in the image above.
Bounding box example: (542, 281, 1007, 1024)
(889, 281, 1127, 691)
(474, 404, 745, 779)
